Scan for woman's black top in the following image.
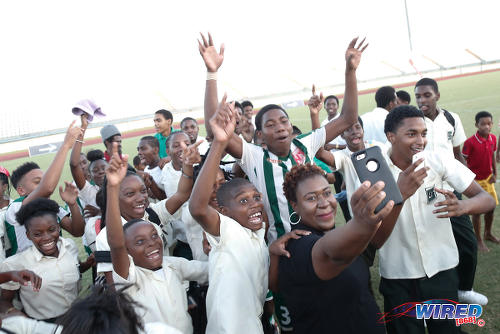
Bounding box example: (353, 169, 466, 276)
(278, 223, 385, 333)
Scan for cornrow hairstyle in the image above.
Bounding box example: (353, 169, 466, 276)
(59, 284, 144, 334)
(384, 105, 424, 134)
(475, 111, 493, 124)
(16, 198, 59, 229)
(415, 77, 439, 93)
(283, 164, 326, 203)
(139, 136, 159, 149)
(99, 171, 142, 229)
(123, 218, 147, 234)
(10, 162, 40, 189)
(255, 104, 289, 131)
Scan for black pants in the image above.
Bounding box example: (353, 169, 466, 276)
(451, 191, 478, 291)
(333, 171, 352, 222)
(379, 268, 460, 334)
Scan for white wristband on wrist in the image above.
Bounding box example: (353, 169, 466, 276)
(206, 72, 217, 80)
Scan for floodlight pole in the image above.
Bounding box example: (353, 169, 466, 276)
(404, 0, 413, 52)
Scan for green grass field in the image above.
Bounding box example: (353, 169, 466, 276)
(2, 70, 500, 332)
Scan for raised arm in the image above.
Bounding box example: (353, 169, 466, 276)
(24, 121, 83, 205)
(308, 85, 324, 130)
(69, 115, 89, 190)
(189, 95, 236, 236)
(105, 143, 131, 279)
(163, 140, 201, 214)
(59, 181, 85, 237)
(311, 181, 394, 280)
(324, 37, 368, 143)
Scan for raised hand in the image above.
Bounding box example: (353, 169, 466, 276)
(83, 204, 101, 218)
(106, 142, 129, 187)
(433, 188, 462, 218)
(345, 37, 368, 71)
(183, 140, 203, 166)
(397, 158, 428, 200)
(9, 270, 42, 291)
(269, 230, 311, 258)
(307, 84, 324, 116)
(198, 32, 225, 73)
(209, 93, 237, 143)
(351, 181, 394, 226)
(80, 114, 89, 130)
(59, 181, 79, 206)
(63, 120, 84, 148)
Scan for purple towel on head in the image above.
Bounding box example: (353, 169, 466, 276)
(72, 99, 106, 122)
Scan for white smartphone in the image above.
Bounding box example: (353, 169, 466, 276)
(412, 151, 425, 171)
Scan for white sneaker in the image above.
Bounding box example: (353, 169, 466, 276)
(458, 290, 488, 305)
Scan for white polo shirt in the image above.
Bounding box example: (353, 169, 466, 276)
(205, 213, 269, 334)
(160, 162, 188, 243)
(424, 107, 467, 157)
(181, 208, 208, 261)
(0, 237, 80, 320)
(96, 200, 178, 274)
(379, 149, 475, 279)
(238, 127, 326, 242)
(113, 255, 208, 334)
(361, 107, 389, 144)
(332, 140, 385, 216)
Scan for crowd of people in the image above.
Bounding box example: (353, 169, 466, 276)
(0, 32, 498, 334)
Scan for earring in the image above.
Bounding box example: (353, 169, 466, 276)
(289, 212, 301, 225)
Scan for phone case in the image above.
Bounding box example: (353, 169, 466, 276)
(351, 146, 403, 213)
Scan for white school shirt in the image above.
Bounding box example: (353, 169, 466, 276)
(0, 200, 12, 262)
(361, 107, 389, 144)
(332, 140, 385, 217)
(195, 137, 211, 156)
(78, 180, 99, 208)
(238, 127, 326, 242)
(160, 162, 188, 243)
(113, 255, 208, 334)
(181, 208, 208, 261)
(424, 107, 467, 157)
(205, 213, 269, 334)
(95, 200, 178, 273)
(379, 149, 475, 279)
(145, 165, 165, 191)
(0, 238, 80, 320)
(321, 115, 346, 146)
(4, 198, 70, 255)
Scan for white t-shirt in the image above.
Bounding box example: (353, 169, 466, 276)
(96, 200, 178, 273)
(238, 127, 326, 242)
(379, 149, 475, 279)
(361, 107, 389, 144)
(0, 238, 80, 320)
(205, 213, 269, 334)
(113, 255, 208, 333)
(145, 166, 165, 191)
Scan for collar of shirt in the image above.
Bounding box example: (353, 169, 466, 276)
(292, 222, 325, 237)
(473, 132, 493, 144)
(32, 238, 68, 261)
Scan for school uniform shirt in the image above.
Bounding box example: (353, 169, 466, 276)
(462, 132, 497, 180)
(204, 213, 269, 334)
(361, 107, 389, 144)
(95, 200, 178, 274)
(238, 127, 326, 242)
(0, 237, 80, 320)
(321, 115, 346, 146)
(4, 198, 70, 255)
(83, 215, 101, 253)
(78, 180, 99, 208)
(181, 208, 208, 262)
(278, 223, 385, 334)
(379, 149, 475, 279)
(0, 199, 12, 262)
(1, 316, 62, 334)
(332, 140, 385, 217)
(195, 137, 211, 156)
(144, 166, 165, 191)
(424, 107, 467, 156)
(160, 162, 188, 243)
(113, 255, 208, 333)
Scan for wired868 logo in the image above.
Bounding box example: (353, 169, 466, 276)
(378, 299, 485, 327)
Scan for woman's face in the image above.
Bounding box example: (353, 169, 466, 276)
(26, 214, 60, 257)
(119, 175, 149, 221)
(90, 160, 108, 187)
(292, 175, 337, 232)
